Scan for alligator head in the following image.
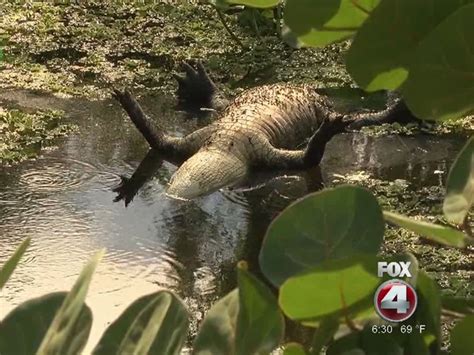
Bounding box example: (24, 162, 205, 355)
(167, 150, 249, 199)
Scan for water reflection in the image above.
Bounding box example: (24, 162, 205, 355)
(0, 89, 468, 352)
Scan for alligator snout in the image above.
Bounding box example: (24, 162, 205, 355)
(167, 150, 248, 199)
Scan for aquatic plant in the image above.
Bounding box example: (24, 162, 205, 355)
(0, 138, 472, 354)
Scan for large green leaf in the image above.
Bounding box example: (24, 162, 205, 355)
(226, 0, 279, 8)
(283, 343, 308, 355)
(0, 292, 92, 355)
(37, 251, 103, 354)
(309, 316, 339, 354)
(383, 211, 469, 248)
(451, 315, 474, 355)
(402, 4, 474, 120)
(360, 325, 403, 355)
(412, 271, 441, 351)
(443, 137, 474, 224)
(346, 0, 473, 94)
(284, 0, 380, 47)
(259, 186, 384, 286)
(326, 332, 362, 355)
(279, 255, 380, 323)
(0, 238, 30, 289)
(93, 291, 189, 355)
(193, 290, 239, 355)
(235, 266, 284, 355)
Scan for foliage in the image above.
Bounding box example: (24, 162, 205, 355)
(1, 139, 472, 354)
(443, 137, 474, 225)
(0, 293, 92, 355)
(0, 237, 30, 289)
(0, 108, 75, 165)
(259, 186, 384, 286)
(225, 0, 474, 121)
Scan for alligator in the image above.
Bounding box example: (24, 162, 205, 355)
(113, 62, 418, 200)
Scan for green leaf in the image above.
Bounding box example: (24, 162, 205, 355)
(360, 325, 403, 355)
(260, 186, 384, 286)
(443, 137, 474, 224)
(383, 211, 468, 248)
(413, 271, 441, 351)
(326, 332, 362, 355)
(226, 0, 279, 8)
(0, 292, 92, 355)
(235, 267, 284, 355)
(346, 0, 473, 95)
(309, 316, 339, 354)
(451, 315, 474, 355)
(37, 250, 103, 354)
(402, 4, 474, 120)
(284, 0, 380, 47)
(93, 291, 189, 355)
(279, 255, 380, 323)
(283, 343, 308, 355)
(193, 290, 239, 355)
(0, 238, 30, 289)
(441, 295, 474, 314)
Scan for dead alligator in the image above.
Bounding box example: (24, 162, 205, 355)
(113, 62, 417, 200)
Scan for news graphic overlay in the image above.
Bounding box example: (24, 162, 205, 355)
(374, 262, 418, 322)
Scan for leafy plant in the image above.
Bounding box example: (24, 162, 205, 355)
(1, 140, 472, 354)
(223, 0, 474, 121)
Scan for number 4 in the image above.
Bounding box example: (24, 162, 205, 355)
(381, 285, 410, 314)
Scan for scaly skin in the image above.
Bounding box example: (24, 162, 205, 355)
(113, 64, 418, 200)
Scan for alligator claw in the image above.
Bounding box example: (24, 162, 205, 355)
(174, 60, 216, 110)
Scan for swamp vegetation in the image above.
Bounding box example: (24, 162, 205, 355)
(0, 1, 473, 354)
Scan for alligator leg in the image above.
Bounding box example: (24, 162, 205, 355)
(347, 99, 421, 130)
(173, 61, 228, 112)
(113, 89, 167, 149)
(113, 88, 216, 159)
(260, 114, 350, 170)
(262, 100, 420, 170)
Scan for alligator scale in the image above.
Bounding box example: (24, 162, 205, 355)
(113, 62, 415, 200)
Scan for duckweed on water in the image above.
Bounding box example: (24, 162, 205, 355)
(0, 108, 75, 164)
(0, 1, 351, 100)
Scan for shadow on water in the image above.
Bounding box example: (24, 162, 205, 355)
(0, 89, 468, 350)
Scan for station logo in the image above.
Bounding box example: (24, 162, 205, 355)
(374, 262, 418, 322)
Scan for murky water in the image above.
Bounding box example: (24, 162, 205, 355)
(0, 90, 468, 352)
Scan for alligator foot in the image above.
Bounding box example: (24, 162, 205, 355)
(173, 61, 217, 112)
(112, 149, 163, 207)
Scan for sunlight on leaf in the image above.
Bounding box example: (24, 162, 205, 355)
(37, 250, 104, 354)
(384, 211, 468, 248)
(443, 137, 474, 224)
(0, 238, 30, 290)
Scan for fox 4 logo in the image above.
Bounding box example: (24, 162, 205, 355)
(374, 262, 417, 322)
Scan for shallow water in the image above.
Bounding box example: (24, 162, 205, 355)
(0, 90, 468, 352)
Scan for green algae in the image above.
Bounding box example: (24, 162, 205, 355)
(0, 108, 75, 165)
(0, 1, 351, 100)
